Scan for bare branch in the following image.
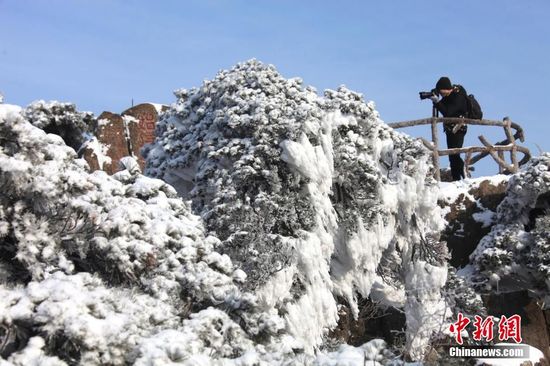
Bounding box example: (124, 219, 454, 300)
(479, 135, 516, 173)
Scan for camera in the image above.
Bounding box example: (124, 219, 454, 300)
(419, 88, 438, 100)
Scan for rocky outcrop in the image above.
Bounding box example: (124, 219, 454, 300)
(81, 103, 167, 174)
(90, 111, 128, 174)
(440, 173, 550, 364)
(439, 177, 508, 268)
(122, 103, 166, 168)
(328, 297, 406, 348)
(484, 291, 550, 364)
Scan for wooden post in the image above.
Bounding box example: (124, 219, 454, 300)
(431, 119, 441, 181)
(431, 107, 441, 181)
(511, 145, 518, 172)
(503, 117, 519, 172)
(497, 151, 505, 174)
(479, 135, 514, 173)
(465, 151, 472, 178)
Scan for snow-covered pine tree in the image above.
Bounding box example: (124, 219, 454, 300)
(0, 100, 408, 366)
(24, 100, 95, 152)
(144, 59, 449, 360)
(0, 103, 294, 365)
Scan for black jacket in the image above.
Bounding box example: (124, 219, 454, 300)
(434, 88, 468, 118)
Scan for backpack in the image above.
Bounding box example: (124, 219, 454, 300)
(455, 84, 483, 119)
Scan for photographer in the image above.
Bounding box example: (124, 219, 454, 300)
(430, 77, 468, 181)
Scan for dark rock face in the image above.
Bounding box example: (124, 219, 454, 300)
(440, 179, 508, 268)
(329, 297, 406, 348)
(475, 180, 509, 211)
(485, 291, 550, 364)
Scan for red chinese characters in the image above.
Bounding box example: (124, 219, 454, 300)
(449, 313, 522, 344)
(498, 314, 522, 343)
(449, 313, 470, 345)
(472, 315, 494, 341)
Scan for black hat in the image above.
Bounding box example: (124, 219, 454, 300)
(436, 77, 452, 91)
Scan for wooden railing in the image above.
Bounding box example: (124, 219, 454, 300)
(388, 117, 531, 181)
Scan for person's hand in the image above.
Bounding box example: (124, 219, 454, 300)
(429, 95, 439, 104)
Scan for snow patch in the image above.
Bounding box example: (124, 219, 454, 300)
(83, 137, 112, 169)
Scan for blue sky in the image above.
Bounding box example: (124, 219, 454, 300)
(1, 0, 548, 176)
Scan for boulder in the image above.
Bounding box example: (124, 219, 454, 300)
(122, 103, 167, 170)
(439, 178, 508, 268)
(81, 104, 166, 174)
(94, 111, 129, 174)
